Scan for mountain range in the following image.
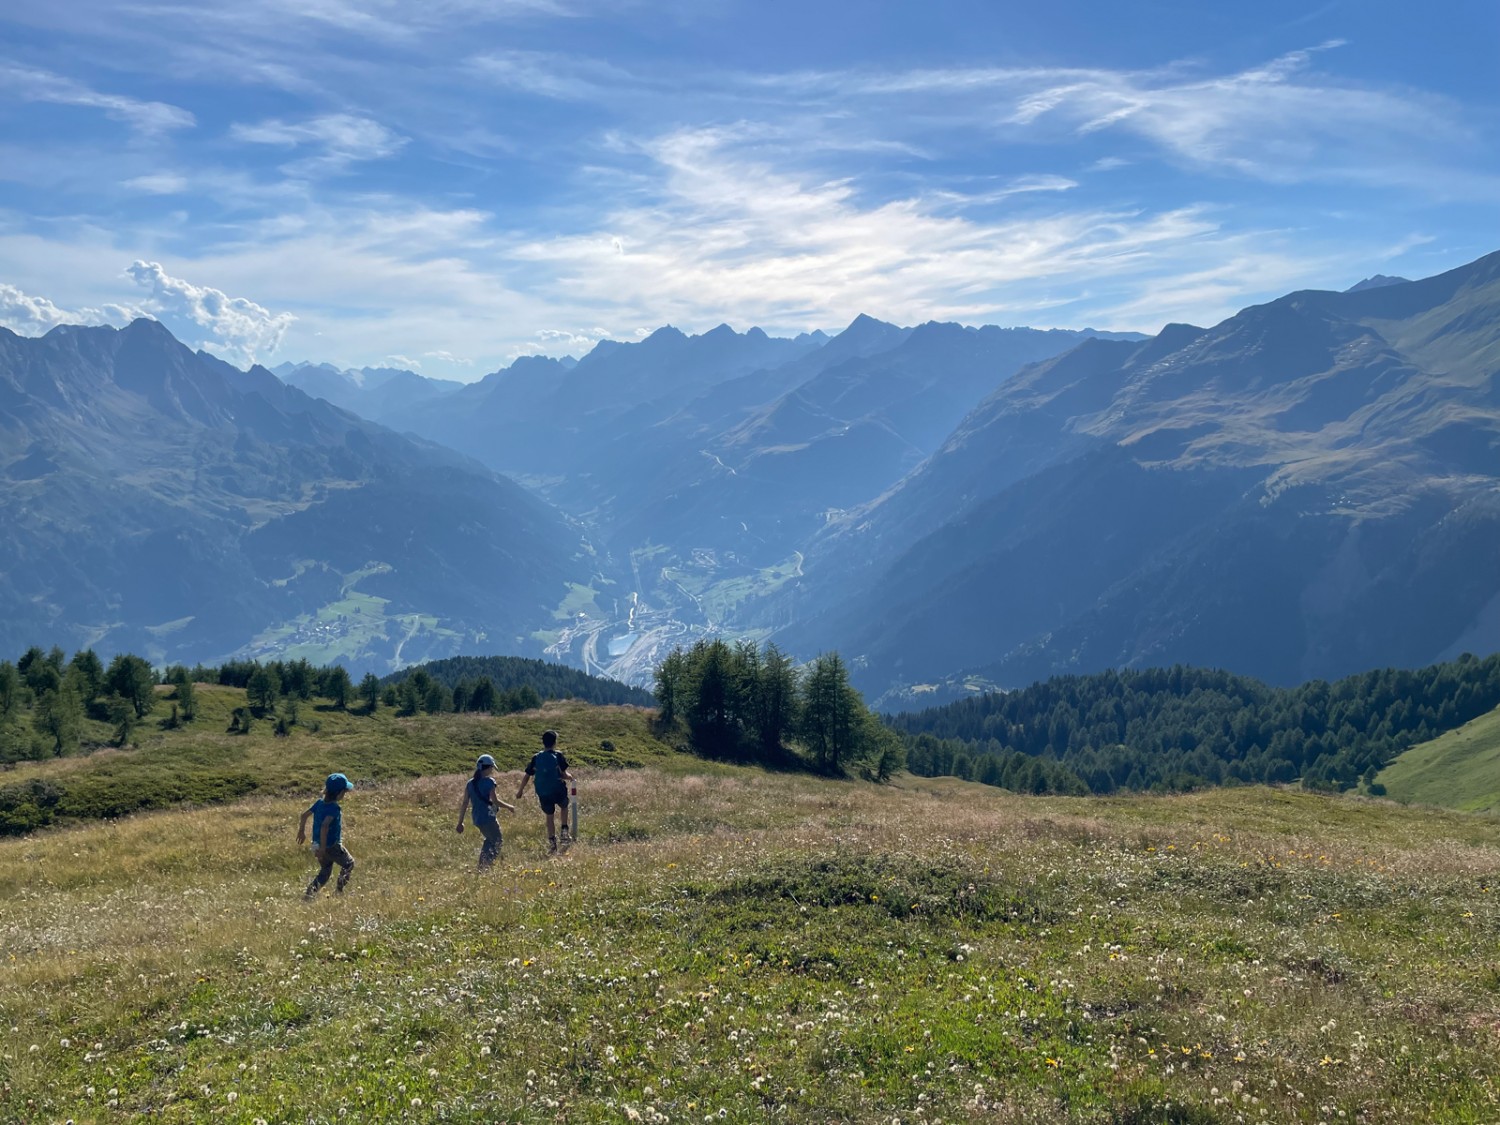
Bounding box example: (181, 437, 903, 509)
(2, 252, 1498, 700)
(0, 319, 588, 671)
(272, 360, 465, 429)
(774, 252, 1500, 701)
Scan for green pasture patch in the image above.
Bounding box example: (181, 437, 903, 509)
(553, 582, 601, 621)
(1378, 704, 1500, 811)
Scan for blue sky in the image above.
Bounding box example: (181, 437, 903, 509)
(0, 0, 1496, 377)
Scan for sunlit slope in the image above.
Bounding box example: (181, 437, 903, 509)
(5, 765, 1500, 1123)
(1377, 703, 1500, 811)
(0, 685, 673, 833)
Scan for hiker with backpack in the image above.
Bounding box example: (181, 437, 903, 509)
(456, 753, 514, 870)
(515, 729, 574, 853)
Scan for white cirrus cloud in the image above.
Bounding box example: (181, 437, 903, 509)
(122, 172, 190, 194)
(467, 49, 637, 101)
(422, 349, 473, 365)
(0, 282, 147, 334)
(229, 113, 407, 176)
(384, 353, 421, 369)
(752, 44, 1479, 190)
(0, 62, 195, 134)
(126, 260, 294, 363)
(508, 123, 1251, 330)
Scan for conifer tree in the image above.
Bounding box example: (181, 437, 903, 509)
(34, 684, 83, 756)
(754, 643, 799, 754)
(105, 654, 156, 719)
(106, 694, 137, 747)
(469, 676, 497, 713)
(324, 666, 353, 711)
(654, 650, 687, 726)
(0, 662, 20, 720)
(798, 652, 861, 773)
(69, 650, 104, 704)
(246, 665, 279, 713)
(359, 672, 381, 714)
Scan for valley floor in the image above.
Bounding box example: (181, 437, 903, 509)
(3, 767, 1499, 1123)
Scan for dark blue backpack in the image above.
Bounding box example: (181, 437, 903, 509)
(532, 749, 563, 795)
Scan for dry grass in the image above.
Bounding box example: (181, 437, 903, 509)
(3, 763, 1500, 1123)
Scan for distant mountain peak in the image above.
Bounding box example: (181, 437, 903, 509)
(645, 325, 687, 343)
(121, 316, 173, 339)
(1346, 274, 1410, 293)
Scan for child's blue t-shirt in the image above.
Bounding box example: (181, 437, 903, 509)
(467, 776, 498, 825)
(309, 798, 342, 849)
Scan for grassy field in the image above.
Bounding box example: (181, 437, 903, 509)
(4, 726, 1500, 1123)
(660, 552, 803, 627)
(1378, 704, 1500, 812)
(0, 686, 673, 834)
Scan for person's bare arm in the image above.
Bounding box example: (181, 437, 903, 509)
(296, 807, 312, 845)
(456, 788, 470, 833)
(515, 773, 532, 800)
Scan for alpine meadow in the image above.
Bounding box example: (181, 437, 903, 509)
(4, 1, 1500, 1122)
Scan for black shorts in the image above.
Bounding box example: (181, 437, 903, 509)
(538, 790, 569, 815)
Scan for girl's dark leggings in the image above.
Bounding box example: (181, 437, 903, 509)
(307, 844, 355, 895)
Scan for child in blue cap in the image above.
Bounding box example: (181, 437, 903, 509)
(298, 772, 355, 898)
(456, 754, 514, 870)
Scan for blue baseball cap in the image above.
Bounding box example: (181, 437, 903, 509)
(476, 754, 496, 769)
(326, 772, 353, 794)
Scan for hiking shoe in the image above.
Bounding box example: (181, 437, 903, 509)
(548, 837, 558, 854)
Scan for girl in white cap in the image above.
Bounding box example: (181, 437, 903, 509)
(457, 754, 513, 870)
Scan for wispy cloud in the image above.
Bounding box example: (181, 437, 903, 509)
(507, 124, 1245, 328)
(0, 61, 194, 134)
(230, 113, 407, 176)
(1002, 44, 1468, 185)
(758, 45, 1477, 189)
(126, 260, 294, 363)
(122, 172, 189, 194)
(467, 49, 636, 100)
(0, 18, 1489, 374)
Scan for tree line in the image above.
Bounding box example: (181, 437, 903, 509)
(2, 648, 653, 764)
(890, 655, 1500, 795)
(392, 656, 654, 707)
(654, 639, 904, 779)
(0, 646, 198, 763)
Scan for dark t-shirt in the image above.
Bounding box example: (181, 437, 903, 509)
(525, 750, 569, 796)
(467, 775, 499, 825)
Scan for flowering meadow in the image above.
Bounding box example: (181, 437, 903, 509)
(3, 729, 1500, 1122)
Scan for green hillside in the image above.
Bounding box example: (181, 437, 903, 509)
(0, 684, 672, 835)
(4, 726, 1500, 1122)
(1377, 703, 1500, 811)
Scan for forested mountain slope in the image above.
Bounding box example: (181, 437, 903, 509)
(0, 320, 589, 671)
(777, 252, 1500, 701)
(890, 654, 1500, 797)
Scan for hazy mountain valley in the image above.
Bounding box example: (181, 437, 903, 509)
(4, 255, 1500, 703)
